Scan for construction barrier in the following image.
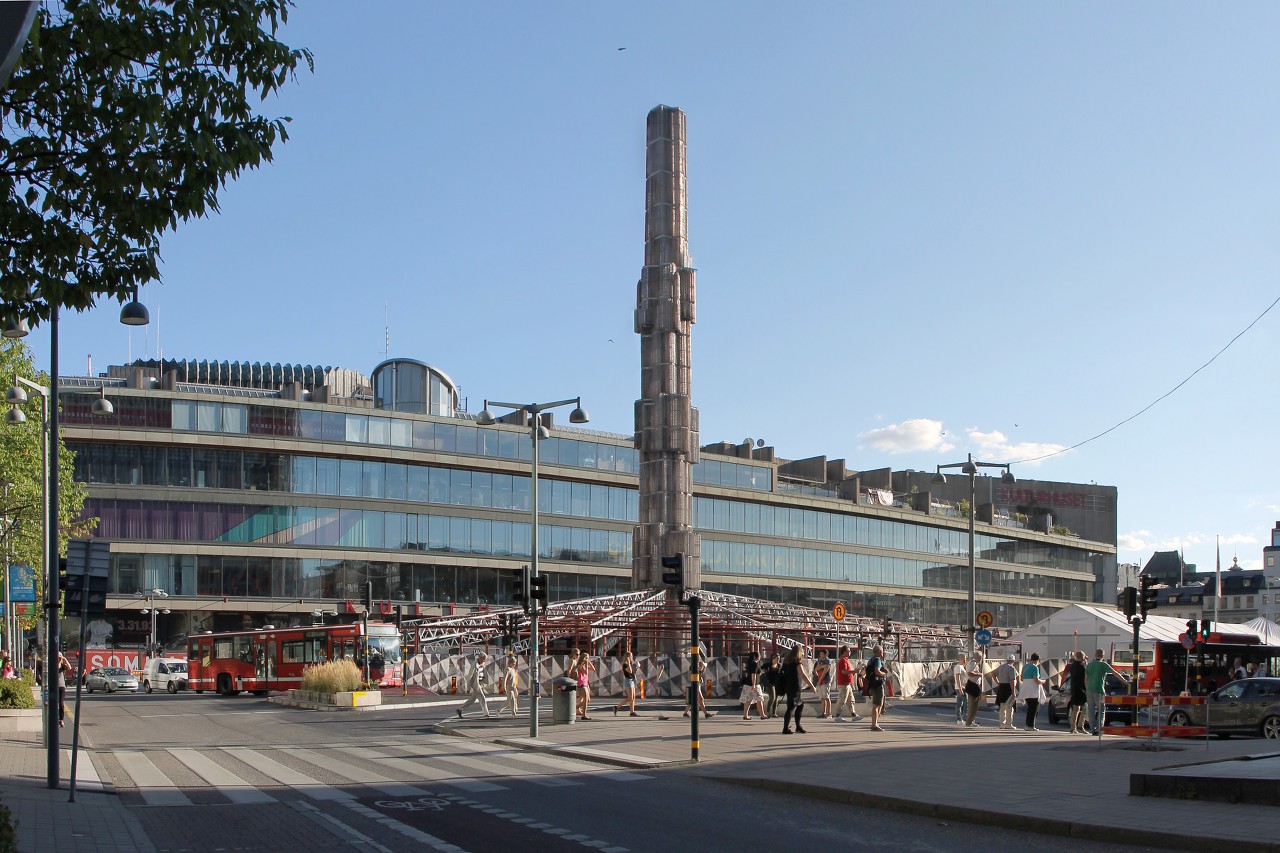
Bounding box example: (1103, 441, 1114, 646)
(1102, 694, 1206, 737)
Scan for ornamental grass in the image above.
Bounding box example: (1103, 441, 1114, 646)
(300, 659, 363, 694)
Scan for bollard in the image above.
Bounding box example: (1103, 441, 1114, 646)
(450, 675, 457, 694)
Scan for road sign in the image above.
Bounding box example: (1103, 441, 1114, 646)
(976, 610, 994, 629)
(832, 603, 846, 622)
(1180, 633, 1196, 651)
(975, 628, 992, 646)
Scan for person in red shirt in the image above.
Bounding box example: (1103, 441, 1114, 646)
(833, 646, 862, 722)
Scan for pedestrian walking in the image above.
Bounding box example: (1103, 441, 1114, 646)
(682, 653, 714, 718)
(739, 651, 767, 719)
(1067, 650, 1088, 733)
(613, 650, 639, 717)
(964, 653, 984, 726)
(456, 653, 492, 719)
(833, 646, 861, 721)
(574, 651, 594, 719)
(950, 651, 968, 726)
(1018, 653, 1047, 731)
(762, 653, 782, 719)
(500, 654, 519, 716)
(57, 653, 75, 727)
(994, 654, 1019, 729)
(813, 649, 832, 718)
(780, 646, 817, 734)
(865, 646, 889, 732)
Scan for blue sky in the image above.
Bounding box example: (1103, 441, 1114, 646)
(30, 3, 1280, 574)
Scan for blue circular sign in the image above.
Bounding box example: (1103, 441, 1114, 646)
(975, 628, 993, 646)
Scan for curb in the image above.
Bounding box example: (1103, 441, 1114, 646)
(492, 736, 681, 770)
(710, 776, 1279, 853)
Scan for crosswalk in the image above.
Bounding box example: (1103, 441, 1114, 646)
(76, 736, 651, 806)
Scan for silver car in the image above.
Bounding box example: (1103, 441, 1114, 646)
(84, 666, 140, 693)
(1167, 676, 1280, 739)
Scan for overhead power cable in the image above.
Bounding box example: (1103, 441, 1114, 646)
(1013, 294, 1280, 464)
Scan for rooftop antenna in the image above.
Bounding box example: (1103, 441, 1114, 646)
(87, 354, 92, 376)
(384, 301, 390, 360)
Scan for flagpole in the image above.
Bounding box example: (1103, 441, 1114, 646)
(1215, 535, 1221, 625)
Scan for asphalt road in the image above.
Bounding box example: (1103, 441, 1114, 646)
(73, 690, 1167, 853)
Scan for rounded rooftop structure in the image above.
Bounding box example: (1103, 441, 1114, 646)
(372, 358, 458, 416)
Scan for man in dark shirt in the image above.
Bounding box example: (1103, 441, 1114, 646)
(866, 646, 888, 732)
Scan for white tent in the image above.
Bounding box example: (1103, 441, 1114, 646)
(1006, 604, 1268, 662)
(1244, 617, 1280, 645)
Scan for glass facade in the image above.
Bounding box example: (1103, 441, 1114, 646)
(372, 359, 457, 416)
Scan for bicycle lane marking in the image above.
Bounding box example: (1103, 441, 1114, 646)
(359, 791, 629, 853)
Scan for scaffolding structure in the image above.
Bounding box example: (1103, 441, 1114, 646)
(403, 588, 987, 663)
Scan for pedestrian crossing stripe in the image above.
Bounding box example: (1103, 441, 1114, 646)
(88, 739, 652, 806)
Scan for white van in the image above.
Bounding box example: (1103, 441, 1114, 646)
(142, 657, 189, 693)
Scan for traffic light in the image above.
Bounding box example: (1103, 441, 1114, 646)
(1118, 586, 1137, 619)
(63, 540, 110, 618)
(1138, 575, 1158, 618)
(660, 553, 684, 587)
(363, 581, 373, 613)
(1199, 618, 1211, 642)
(529, 574, 547, 604)
(510, 567, 528, 610)
(1186, 619, 1198, 640)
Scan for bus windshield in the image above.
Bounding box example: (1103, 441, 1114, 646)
(369, 635, 403, 667)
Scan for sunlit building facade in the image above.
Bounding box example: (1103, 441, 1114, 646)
(60, 358, 1116, 650)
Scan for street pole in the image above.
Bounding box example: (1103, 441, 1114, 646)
(688, 594, 701, 762)
(46, 306, 59, 789)
(529, 419, 540, 739)
(967, 467, 976, 662)
(1130, 616, 1142, 697)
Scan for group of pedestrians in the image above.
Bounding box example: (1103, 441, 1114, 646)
(743, 645, 888, 734)
(950, 648, 1127, 732)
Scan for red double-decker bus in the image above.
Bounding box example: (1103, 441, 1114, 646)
(187, 622, 403, 696)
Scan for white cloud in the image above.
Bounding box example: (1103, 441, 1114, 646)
(1117, 532, 1149, 553)
(858, 418, 953, 454)
(1219, 533, 1258, 547)
(967, 429, 1068, 466)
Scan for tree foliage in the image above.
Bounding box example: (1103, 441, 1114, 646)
(0, 339, 89, 629)
(0, 0, 312, 323)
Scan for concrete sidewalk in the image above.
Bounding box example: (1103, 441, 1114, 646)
(0, 729, 155, 853)
(442, 697, 1280, 853)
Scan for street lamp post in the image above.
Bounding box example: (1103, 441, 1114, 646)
(4, 290, 147, 789)
(476, 397, 588, 739)
(932, 453, 1015, 660)
(138, 589, 169, 662)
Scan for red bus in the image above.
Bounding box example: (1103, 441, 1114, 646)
(1148, 634, 1280, 696)
(187, 622, 403, 696)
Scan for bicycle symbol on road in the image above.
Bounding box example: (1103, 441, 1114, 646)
(375, 795, 452, 812)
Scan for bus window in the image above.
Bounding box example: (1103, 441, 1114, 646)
(213, 638, 233, 660)
(234, 635, 251, 664)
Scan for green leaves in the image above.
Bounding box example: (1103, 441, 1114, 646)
(0, 0, 312, 323)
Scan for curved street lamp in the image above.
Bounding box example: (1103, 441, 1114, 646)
(475, 397, 587, 738)
(933, 453, 1015, 660)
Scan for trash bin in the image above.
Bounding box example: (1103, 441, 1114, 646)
(552, 679, 577, 725)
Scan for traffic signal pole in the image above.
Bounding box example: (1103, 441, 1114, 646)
(1130, 616, 1142, 696)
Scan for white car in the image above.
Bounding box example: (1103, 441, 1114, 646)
(85, 666, 140, 693)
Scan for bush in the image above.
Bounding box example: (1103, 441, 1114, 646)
(0, 680, 34, 710)
(19, 669, 35, 686)
(300, 659, 363, 694)
(0, 800, 15, 853)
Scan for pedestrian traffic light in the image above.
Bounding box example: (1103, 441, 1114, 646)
(1118, 586, 1137, 619)
(510, 567, 529, 610)
(1199, 618, 1212, 642)
(660, 553, 684, 587)
(1186, 619, 1198, 639)
(1138, 575, 1159, 618)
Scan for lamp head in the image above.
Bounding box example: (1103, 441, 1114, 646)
(568, 401, 589, 424)
(91, 388, 114, 416)
(931, 470, 946, 485)
(5, 385, 27, 406)
(119, 287, 149, 326)
(5, 406, 25, 425)
(961, 460, 978, 476)
(536, 424, 551, 440)
(2, 317, 29, 339)
(140, 608, 149, 615)
(475, 401, 496, 426)
(1001, 469, 1016, 484)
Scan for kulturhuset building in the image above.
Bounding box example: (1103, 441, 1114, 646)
(59, 355, 1117, 650)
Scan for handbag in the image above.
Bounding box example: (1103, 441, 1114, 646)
(1036, 683, 1048, 704)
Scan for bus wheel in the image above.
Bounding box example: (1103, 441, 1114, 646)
(195, 690, 204, 694)
(217, 675, 234, 696)
(1262, 715, 1280, 740)
(252, 690, 269, 697)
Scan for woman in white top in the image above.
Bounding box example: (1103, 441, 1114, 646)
(1017, 653, 1048, 731)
